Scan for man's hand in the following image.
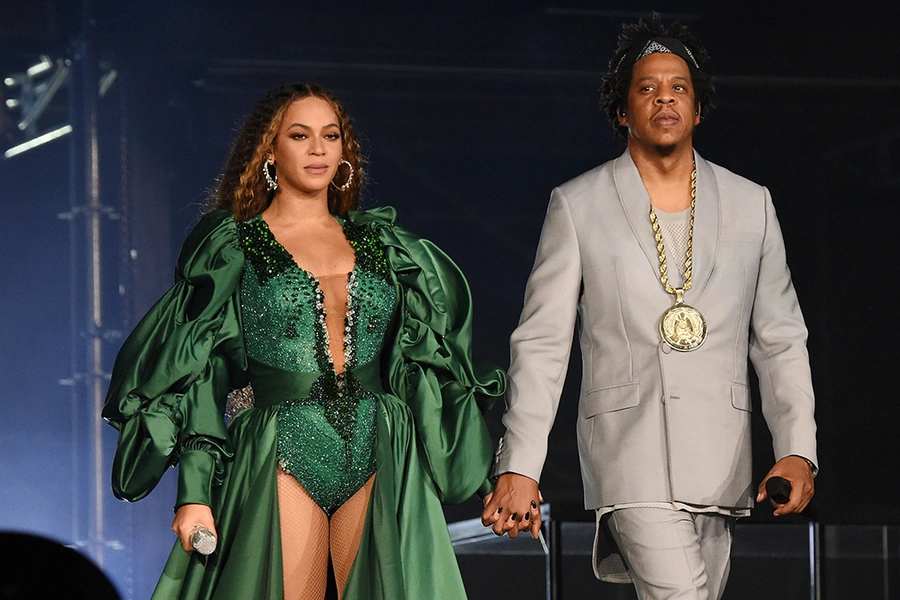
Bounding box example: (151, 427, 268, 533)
(172, 503, 217, 552)
(481, 473, 542, 539)
(757, 455, 815, 516)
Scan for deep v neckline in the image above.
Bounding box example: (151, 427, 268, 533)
(256, 215, 357, 374)
(256, 215, 357, 282)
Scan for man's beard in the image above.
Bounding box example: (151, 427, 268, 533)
(653, 143, 677, 156)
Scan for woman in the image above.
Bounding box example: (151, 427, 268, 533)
(103, 83, 505, 599)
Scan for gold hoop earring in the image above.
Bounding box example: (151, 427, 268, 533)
(331, 159, 354, 192)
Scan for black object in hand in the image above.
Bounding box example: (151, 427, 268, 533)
(765, 476, 792, 504)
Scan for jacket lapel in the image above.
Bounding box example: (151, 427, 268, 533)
(613, 150, 660, 277)
(689, 150, 720, 302)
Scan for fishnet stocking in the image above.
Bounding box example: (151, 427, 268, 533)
(330, 475, 375, 596)
(277, 469, 375, 600)
(277, 468, 329, 600)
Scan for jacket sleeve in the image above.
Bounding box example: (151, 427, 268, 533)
(102, 210, 247, 507)
(354, 207, 506, 502)
(493, 187, 582, 483)
(748, 188, 818, 471)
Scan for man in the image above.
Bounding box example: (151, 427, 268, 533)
(481, 14, 817, 600)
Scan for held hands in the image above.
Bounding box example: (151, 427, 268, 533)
(172, 503, 217, 552)
(757, 455, 815, 516)
(481, 473, 543, 539)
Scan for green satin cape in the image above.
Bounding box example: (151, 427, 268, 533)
(102, 208, 505, 599)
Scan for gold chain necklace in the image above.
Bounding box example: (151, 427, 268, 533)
(648, 161, 708, 351)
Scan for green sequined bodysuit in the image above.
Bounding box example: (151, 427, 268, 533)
(238, 215, 396, 516)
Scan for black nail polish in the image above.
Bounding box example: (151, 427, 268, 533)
(511, 513, 518, 520)
(497, 507, 503, 514)
(531, 500, 537, 509)
(524, 513, 530, 521)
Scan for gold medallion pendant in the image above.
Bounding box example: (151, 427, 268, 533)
(659, 299, 707, 352)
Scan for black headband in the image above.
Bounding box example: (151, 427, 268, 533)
(614, 36, 701, 74)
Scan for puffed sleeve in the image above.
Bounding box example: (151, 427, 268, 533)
(102, 210, 247, 507)
(351, 208, 506, 502)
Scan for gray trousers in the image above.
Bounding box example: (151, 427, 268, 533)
(606, 508, 735, 600)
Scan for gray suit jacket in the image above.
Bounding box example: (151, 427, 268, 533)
(494, 150, 817, 510)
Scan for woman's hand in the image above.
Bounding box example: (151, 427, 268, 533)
(481, 473, 542, 539)
(171, 503, 217, 552)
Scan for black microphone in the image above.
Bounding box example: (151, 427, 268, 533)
(765, 476, 792, 505)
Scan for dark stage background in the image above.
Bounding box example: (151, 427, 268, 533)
(1, 2, 898, 599)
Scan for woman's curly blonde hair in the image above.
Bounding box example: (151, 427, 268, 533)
(212, 83, 363, 220)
